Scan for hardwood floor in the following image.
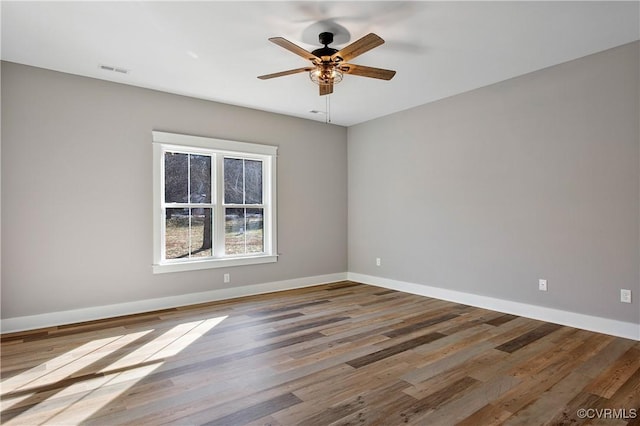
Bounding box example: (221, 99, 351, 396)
(1, 282, 639, 425)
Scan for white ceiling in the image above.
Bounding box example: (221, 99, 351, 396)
(2, 1, 639, 126)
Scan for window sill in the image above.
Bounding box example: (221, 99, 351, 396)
(152, 255, 278, 274)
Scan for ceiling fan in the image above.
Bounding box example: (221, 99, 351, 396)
(258, 32, 396, 96)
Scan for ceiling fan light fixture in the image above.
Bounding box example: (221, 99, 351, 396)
(309, 65, 343, 86)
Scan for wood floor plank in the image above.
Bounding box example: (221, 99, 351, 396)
(584, 346, 640, 398)
(412, 374, 522, 425)
(545, 391, 609, 425)
(273, 334, 389, 372)
(456, 403, 513, 426)
(495, 322, 563, 353)
(401, 376, 481, 420)
(494, 342, 601, 417)
(247, 299, 331, 317)
(202, 393, 302, 426)
(383, 313, 459, 338)
(500, 370, 593, 425)
(507, 326, 586, 378)
(2, 281, 638, 425)
(485, 313, 519, 327)
(294, 380, 408, 425)
(403, 348, 509, 400)
(255, 316, 350, 340)
(346, 332, 446, 369)
(402, 340, 497, 386)
(291, 357, 415, 406)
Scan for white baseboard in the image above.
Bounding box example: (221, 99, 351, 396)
(0, 272, 348, 334)
(348, 272, 640, 341)
(4, 271, 638, 341)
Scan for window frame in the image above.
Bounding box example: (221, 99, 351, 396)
(152, 131, 277, 274)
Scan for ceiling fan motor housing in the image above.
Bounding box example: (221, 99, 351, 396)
(319, 32, 334, 46)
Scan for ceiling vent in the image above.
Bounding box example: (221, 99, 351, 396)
(99, 64, 129, 74)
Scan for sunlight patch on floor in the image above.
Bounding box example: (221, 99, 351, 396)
(1, 316, 227, 425)
(103, 315, 227, 372)
(1, 332, 151, 395)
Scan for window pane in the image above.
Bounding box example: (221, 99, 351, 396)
(165, 153, 188, 203)
(224, 158, 244, 204)
(189, 154, 211, 203)
(246, 208, 264, 253)
(190, 208, 212, 258)
(224, 208, 263, 255)
(245, 160, 262, 204)
(225, 208, 244, 255)
(165, 208, 189, 259)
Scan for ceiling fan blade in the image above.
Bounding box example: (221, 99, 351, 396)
(319, 82, 333, 96)
(331, 33, 384, 63)
(269, 37, 319, 63)
(339, 63, 396, 80)
(258, 67, 314, 80)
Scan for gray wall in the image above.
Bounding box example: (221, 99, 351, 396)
(348, 42, 639, 323)
(1, 62, 348, 319)
(3, 41, 639, 327)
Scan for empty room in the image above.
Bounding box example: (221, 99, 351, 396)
(1, 1, 639, 425)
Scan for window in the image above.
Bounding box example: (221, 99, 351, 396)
(152, 131, 277, 273)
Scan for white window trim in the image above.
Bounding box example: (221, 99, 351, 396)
(152, 131, 278, 274)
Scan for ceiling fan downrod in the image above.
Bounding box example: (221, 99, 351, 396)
(312, 32, 339, 58)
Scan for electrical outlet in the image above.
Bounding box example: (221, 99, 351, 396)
(223, 273, 230, 283)
(538, 279, 548, 292)
(620, 289, 632, 303)
(376, 258, 381, 267)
